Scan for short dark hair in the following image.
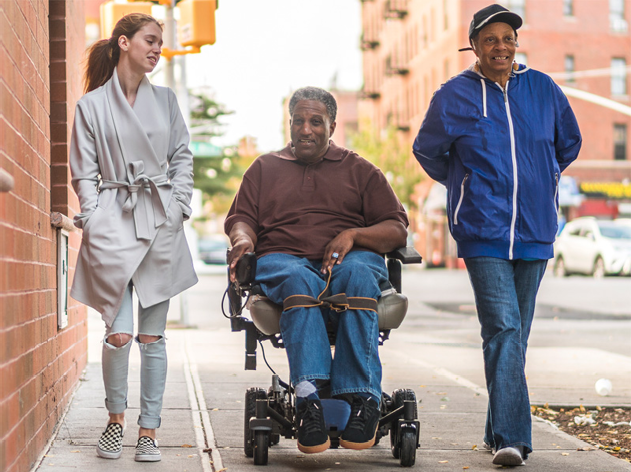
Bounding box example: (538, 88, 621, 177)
(289, 86, 337, 123)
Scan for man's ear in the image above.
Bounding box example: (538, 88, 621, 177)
(329, 121, 336, 138)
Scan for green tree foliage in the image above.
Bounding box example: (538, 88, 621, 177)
(188, 91, 244, 205)
(349, 119, 423, 209)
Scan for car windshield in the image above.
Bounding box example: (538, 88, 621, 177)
(598, 222, 631, 239)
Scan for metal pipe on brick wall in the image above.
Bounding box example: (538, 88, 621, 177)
(50, 212, 77, 232)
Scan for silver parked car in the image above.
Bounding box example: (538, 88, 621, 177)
(198, 235, 230, 265)
(553, 217, 631, 277)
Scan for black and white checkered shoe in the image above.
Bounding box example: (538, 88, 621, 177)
(96, 422, 124, 459)
(135, 436, 161, 462)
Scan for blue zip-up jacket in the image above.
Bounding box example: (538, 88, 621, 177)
(413, 64, 582, 260)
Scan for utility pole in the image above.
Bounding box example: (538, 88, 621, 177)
(163, 0, 177, 90)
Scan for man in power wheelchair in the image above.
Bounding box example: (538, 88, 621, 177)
(224, 86, 421, 466)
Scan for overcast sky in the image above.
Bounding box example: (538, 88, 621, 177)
(184, 0, 363, 153)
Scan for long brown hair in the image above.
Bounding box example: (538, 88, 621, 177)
(83, 13, 163, 94)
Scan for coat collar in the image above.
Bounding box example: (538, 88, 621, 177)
(103, 69, 172, 240)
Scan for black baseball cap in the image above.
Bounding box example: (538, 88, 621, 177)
(459, 4, 523, 51)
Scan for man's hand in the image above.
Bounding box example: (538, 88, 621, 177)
(320, 220, 407, 274)
(321, 229, 355, 274)
(228, 222, 258, 283)
(227, 240, 254, 282)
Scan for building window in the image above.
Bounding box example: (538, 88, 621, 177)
(565, 55, 575, 84)
(611, 58, 628, 95)
(515, 52, 528, 66)
(614, 124, 628, 160)
(563, 0, 574, 16)
(500, 0, 525, 20)
(610, 0, 628, 32)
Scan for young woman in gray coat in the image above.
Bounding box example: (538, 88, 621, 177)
(69, 13, 197, 462)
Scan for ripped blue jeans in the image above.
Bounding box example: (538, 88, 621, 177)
(102, 282, 169, 429)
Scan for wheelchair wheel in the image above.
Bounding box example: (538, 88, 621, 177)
(400, 429, 416, 467)
(244, 388, 266, 457)
(254, 430, 269, 465)
(390, 389, 418, 459)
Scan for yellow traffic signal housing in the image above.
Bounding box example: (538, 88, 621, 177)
(178, 0, 217, 48)
(100, 1, 154, 39)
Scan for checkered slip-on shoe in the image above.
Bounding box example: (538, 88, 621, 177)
(96, 422, 125, 459)
(135, 436, 161, 462)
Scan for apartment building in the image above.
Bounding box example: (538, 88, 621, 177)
(360, 0, 631, 263)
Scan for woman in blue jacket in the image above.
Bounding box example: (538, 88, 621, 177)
(413, 4, 581, 467)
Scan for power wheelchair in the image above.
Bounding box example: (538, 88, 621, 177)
(225, 247, 423, 467)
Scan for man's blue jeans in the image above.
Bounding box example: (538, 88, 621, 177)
(464, 257, 547, 456)
(255, 251, 388, 399)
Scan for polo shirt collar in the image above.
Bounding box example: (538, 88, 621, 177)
(277, 140, 345, 162)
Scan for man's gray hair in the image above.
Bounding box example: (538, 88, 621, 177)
(288, 86, 337, 123)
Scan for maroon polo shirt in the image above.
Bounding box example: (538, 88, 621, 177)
(224, 141, 409, 260)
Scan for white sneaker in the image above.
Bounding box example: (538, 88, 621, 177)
(492, 446, 525, 466)
(135, 436, 161, 462)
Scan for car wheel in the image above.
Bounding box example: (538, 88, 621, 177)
(592, 257, 605, 279)
(553, 257, 567, 277)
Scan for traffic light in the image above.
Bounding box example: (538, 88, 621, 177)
(177, 0, 217, 47)
(100, 1, 154, 39)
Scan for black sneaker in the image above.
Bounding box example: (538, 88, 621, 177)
(96, 422, 124, 459)
(296, 399, 330, 454)
(339, 395, 380, 450)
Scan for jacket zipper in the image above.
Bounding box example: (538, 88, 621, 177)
(500, 81, 518, 260)
(554, 173, 559, 213)
(454, 174, 469, 225)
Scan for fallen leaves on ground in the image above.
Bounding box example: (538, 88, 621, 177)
(532, 405, 631, 462)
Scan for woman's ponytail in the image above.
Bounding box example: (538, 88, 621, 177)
(83, 38, 117, 94)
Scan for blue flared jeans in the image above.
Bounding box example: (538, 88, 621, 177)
(255, 251, 388, 399)
(464, 257, 547, 456)
(102, 282, 169, 429)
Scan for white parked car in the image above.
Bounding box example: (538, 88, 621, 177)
(553, 217, 631, 278)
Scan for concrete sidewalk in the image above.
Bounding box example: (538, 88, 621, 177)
(34, 273, 631, 472)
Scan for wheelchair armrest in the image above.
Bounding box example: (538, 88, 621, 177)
(386, 247, 423, 265)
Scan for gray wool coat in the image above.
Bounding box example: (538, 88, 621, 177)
(69, 69, 198, 326)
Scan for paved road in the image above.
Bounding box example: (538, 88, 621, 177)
(36, 266, 631, 472)
(186, 266, 631, 469)
(188, 266, 631, 408)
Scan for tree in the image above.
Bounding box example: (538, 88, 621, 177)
(349, 119, 423, 210)
(188, 90, 246, 211)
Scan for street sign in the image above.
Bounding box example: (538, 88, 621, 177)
(190, 141, 222, 158)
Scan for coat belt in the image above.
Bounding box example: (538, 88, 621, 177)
(101, 161, 172, 240)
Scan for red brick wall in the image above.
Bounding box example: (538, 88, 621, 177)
(0, 1, 87, 471)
